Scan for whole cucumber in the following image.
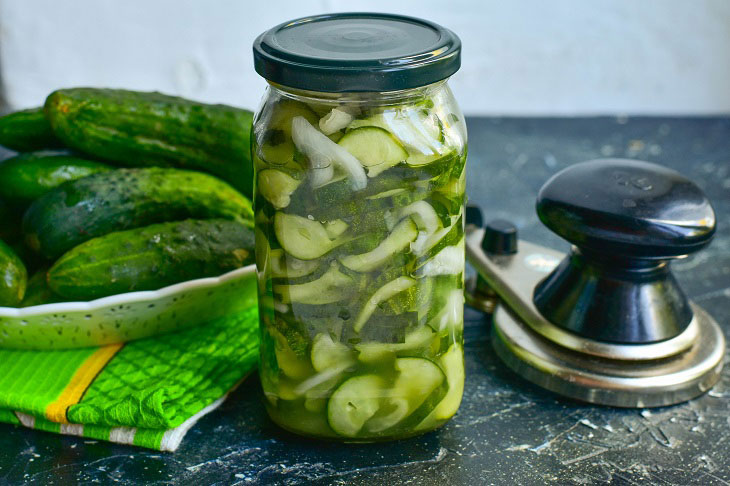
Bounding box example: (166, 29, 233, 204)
(48, 219, 255, 300)
(23, 167, 254, 259)
(0, 240, 27, 306)
(44, 88, 254, 197)
(0, 150, 111, 204)
(0, 199, 22, 242)
(21, 267, 62, 307)
(9, 239, 47, 276)
(0, 107, 64, 152)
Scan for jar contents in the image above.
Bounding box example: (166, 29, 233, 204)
(254, 85, 467, 440)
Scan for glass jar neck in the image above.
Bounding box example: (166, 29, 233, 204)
(267, 80, 448, 106)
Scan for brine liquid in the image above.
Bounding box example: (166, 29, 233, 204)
(254, 86, 467, 440)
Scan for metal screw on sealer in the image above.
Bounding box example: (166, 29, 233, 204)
(465, 158, 725, 408)
(464, 210, 516, 315)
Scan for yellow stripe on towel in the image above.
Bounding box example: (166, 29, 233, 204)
(45, 343, 123, 424)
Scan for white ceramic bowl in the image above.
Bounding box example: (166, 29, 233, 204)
(0, 264, 257, 350)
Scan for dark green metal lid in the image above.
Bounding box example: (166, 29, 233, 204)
(253, 13, 461, 92)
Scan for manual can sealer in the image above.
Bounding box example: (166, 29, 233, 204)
(465, 158, 725, 407)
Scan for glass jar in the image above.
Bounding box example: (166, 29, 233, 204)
(252, 13, 466, 441)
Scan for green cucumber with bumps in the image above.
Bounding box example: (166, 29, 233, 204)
(0, 107, 64, 152)
(44, 88, 255, 196)
(0, 199, 22, 242)
(21, 268, 62, 307)
(23, 167, 254, 259)
(48, 219, 255, 300)
(0, 151, 111, 204)
(0, 240, 27, 306)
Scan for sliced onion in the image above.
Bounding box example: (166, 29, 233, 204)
(395, 201, 439, 235)
(319, 108, 354, 135)
(291, 116, 367, 190)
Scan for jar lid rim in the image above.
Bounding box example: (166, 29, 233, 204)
(253, 12, 461, 92)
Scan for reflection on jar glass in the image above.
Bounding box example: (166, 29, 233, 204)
(252, 13, 466, 441)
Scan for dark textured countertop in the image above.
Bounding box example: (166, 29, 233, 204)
(1, 116, 729, 485)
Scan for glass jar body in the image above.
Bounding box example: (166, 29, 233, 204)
(252, 81, 467, 441)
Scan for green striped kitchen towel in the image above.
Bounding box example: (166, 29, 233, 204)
(0, 306, 259, 451)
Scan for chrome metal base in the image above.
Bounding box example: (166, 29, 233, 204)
(492, 302, 725, 407)
(465, 226, 726, 407)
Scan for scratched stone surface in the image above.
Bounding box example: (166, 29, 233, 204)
(0, 117, 729, 485)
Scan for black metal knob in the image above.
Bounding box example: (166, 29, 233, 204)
(482, 219, 518, 255)
(536, 158, 715, 259)
(465, 205, 484, 228)
(533, 159, 716, 344)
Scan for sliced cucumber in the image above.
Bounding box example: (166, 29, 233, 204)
(336, 231, 387, 256)
(347, 108, 444, 156)
(338, 127, 408, 178)
(312, 173, 403, 206)
(350, 312, 414, 345)
(258, 169, 302, 209)
(274, 212, 345, 260)
(324, 219, 349, 239)
(327, 375, 386, 437)
(352, 276, 416, 333)
(417, 274, 462, 325)
(417, 239, 465, 277)
(274, 378, 302, 401)
(311, 333, 355, 372)
(364, 357, 446, 434)
(269, 327, 312, 380)
(415, 345, 464, 431)
(303, 374, 341, 412)
(294, 360, 353, 396)
(405, 151, 458, 178)
(363, 398, 410, 433)
(270, 314, 311, 356)
(437, 160, 466, 199)
(429, 194, 462, 225)
(425, 289, 464, 332)
(382, 276, 434, 315)
(258, 99, 319, 166)
(423, 344, 465, 425)
(255, 227, 271, 277)
(269, 248, 320, 279)
(274, 263, 354, 305)
(412, 214, 463, 259)
(366, 188, 407, 200)
(450, 150, 467, 179)
(340, 218, 418, 273)
(292, 176, 429, 222)
(407, 108, 445, 145)
(389, 200, 440, 235)
(356, 325, 435, 364)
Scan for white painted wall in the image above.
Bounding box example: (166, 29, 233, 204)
(1, 0, 729, 115)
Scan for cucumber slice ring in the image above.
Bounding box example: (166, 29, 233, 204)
(363, 398, 409, 433)
(327, 375, 387, 437)
(384, 357, 447, 431)
(274, 212, 342, 260)
(311, 333, 355, 372)
(327, 357, 447, 437)
(338, 127, 408, 178)
(417, 344, 465, 429)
